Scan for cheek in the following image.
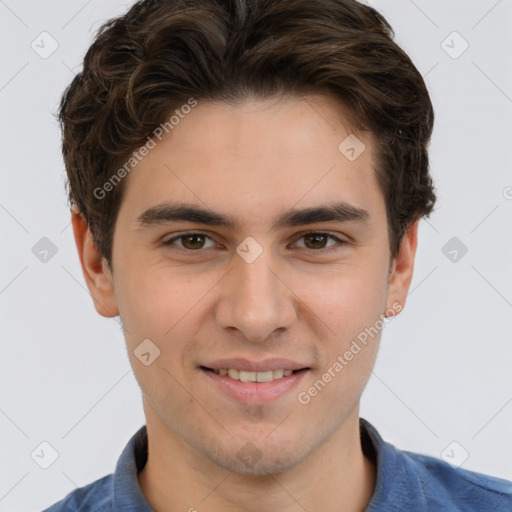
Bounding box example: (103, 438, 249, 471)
(298, 258, 389, 333)
(297, 260, 388, 383)
(114, 261, 214, 358)
(114, 266, 207, 406)
(296, 275, 385, 413)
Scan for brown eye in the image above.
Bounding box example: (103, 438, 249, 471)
(293, 232, 344, 251)
(303, 233, 329, 249)
(180, 234, 206, 250)
(162, 232, 216, 251)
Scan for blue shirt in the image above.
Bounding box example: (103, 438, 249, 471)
(42, 418, 512, 511)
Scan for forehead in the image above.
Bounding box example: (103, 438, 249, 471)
(154, 94, 368, 165)
(117, 94, 383, 228)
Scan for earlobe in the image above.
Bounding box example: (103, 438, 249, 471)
(71, 206, 119, 318)
(385, 220, 419, 315)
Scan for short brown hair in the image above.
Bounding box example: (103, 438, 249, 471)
(58, 0, 435, 266)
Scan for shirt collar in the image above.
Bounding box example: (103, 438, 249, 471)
(359, 417, 399, 510)
(113, 424, 153, 511)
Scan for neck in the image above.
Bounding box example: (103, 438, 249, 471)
(138, 405, 376, 511)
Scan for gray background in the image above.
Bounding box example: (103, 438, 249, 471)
(1, 0, 511, 510)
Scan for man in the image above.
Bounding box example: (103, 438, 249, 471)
(44, 0, 512, 510)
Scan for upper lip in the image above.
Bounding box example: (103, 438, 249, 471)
(201, 358, 310, 372)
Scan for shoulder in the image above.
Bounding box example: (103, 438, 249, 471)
(400, 449, 512, 511)
(41, 425, 150, 512)
(41, 474, 114, 512)
(361, 418, 512, 512)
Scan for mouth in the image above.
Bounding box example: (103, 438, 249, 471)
(199, 361, 311, 405)
(200, 366, 309, 383)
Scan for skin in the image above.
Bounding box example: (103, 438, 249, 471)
(72, 94, 418, 511)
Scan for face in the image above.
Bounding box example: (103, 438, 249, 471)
(75, 94, 417, 475)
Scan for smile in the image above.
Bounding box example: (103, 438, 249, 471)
(200, 365, 310, 404)
(213, 368, 295, 382)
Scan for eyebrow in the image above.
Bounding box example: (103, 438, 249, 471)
(135, 201, 369, 230)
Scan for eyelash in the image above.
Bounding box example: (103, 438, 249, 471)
(161, 231, 347, 254)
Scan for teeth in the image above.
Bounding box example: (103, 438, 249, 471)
(272, 369, 284, 379)
(256, 371, 273, 382)
(227, 368, 239, 380)
(240, 371, 256, 382)
(214, 368, 297, 382)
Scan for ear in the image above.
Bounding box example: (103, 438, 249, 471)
(71, 206, 119, 318)
(385, 220, 419, 315)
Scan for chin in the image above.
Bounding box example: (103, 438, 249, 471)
(205, 437, 311, 476)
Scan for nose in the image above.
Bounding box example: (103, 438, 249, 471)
(215, 246, 297, 344)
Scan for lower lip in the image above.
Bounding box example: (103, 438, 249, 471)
(200, 368, 309, 405)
